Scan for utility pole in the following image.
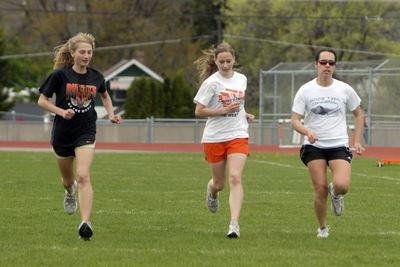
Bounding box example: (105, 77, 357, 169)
(217, 16, 222, 44)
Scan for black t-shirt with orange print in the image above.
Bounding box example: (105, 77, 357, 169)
(39, 67, 106, 147)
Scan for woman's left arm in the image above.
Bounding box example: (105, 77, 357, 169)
(100, 91, 122, 124)
(352, 106, 365, 155)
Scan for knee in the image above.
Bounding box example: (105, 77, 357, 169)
(76, 171, 90, 185)
(63, 179, 75, 188)
(314, 184, 328, 200)
(213, 181, 225, 191)
(334, 183, 349, 195)
(229, 173, 242, 187)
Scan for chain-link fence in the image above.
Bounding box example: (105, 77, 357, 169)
(259, 60, 400, 147)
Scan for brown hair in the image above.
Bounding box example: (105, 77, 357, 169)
(194, 41, 236, 84)
(53, 32, 95, 70)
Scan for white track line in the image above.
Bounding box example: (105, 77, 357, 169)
(250, 159, 400, 182)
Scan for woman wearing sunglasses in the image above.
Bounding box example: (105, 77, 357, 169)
(291, 48, 365, 238)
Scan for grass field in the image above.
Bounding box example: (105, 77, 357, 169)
(1, 150, 400, 266)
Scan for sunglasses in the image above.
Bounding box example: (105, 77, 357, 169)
(318, 60, 336, 66)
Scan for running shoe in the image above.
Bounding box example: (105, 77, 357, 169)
(227, 222, 240, 238)
(64, 181, 78, 215)
(317, 226, 329, 238)
(328, 183, 344, 216)
(78, 221, 93, 240)
(206, 183, 219, 213)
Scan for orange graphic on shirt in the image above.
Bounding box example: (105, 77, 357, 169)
(66, 83, 97, 109)
(219, 88, 244, 107)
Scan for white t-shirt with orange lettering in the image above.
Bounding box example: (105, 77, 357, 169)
(194, 71, 249, 143)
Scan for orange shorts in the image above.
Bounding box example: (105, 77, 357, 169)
(204, 138, 249, 163)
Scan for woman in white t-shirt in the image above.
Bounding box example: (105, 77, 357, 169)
(291, 49, 365, 238)
(193, 42, 255, 238)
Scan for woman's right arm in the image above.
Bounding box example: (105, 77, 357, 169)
(195, 102, 241, 118)
(37, 94, 75, 120)
(291, 112, 318, 144)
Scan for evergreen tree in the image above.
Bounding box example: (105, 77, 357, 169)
(0, 28, 13, 113)
(169, 72, 194, 118)
(124, 73, 194, 119)
(124, 77, 164, 119)
(183, 0, 229, 46)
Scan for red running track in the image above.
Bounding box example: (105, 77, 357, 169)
(0, 141, 398, 159)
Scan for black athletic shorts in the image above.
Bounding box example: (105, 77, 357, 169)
(300, 145, 353, 166)
(53, 139, 96, 158)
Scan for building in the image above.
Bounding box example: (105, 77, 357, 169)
(97, 59, 164, 118)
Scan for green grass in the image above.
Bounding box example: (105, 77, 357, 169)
(1, 151, 400, 266)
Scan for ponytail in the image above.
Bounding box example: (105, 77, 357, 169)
(194, 41, 236, 84)
(53, 32, 95, 70)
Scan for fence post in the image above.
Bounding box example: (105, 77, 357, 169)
(348, 125, 355, 147)
(194, 119, 200, 144)
(146, 116, 154, 144)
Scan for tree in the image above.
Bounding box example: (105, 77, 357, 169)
(124, 72, 194, 119)
(124, 77, 163, 119)
(2, 0, 204, 89)
(0, 28, 14, 112)
(182, 0, 229, 46)
(168, 71, 194, 118)
(225, 0, 400, 111)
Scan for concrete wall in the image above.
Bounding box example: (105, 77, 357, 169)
(0, 120, 399, 147)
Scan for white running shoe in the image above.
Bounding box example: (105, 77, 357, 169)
(317, 226, 329, 238)
(206, 184, 219, 213)
(328, 183, 344, 216)
(227, 222, 240, 238)
(64, 181, 78, 215)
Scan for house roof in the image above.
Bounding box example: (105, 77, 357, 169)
(103, 59, 164, 83)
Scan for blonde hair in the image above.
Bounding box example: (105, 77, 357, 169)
(53, 32, 95, 70)
(194, 41, 236, 84)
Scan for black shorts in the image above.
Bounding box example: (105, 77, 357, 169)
(53, 139, 96, 158)
(300, 145, 353, 166)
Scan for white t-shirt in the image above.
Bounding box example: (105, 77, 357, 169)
(292, 78, 361, 148)
(193, 71, 249, 143)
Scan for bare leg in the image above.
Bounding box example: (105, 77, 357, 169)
(307, 160, 328, 228)
(226, 153, 247, 222)
(75, 147, 95, 222)
(208, 160, 227, 196)
(57, 157, 75, 193)
(329, 160, 351, 195)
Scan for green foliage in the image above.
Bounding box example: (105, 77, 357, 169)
(166, 71, 194, 118)
(0, 32, 9, 86)
(124, 78, 161, 119)
(124, 73, 194, 119)
(182, 0, 229, 46)
(0, 88, 14, 112)
(0, 26, 51, 105)
(226, 0, 400, 109)
(3, 0, 400, 114)
(0, 28, 14, 112)
(7, 57, 52, 90)
(1, 151, 400, 266)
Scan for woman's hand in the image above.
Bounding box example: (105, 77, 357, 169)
(352, 142, 365, 155)
(109, 114, 122, 124)
(224, 101, 241, 114)
(305, 129, 318, 144)
(62, 109, 75, 120)
(246, 113, 255, 123)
